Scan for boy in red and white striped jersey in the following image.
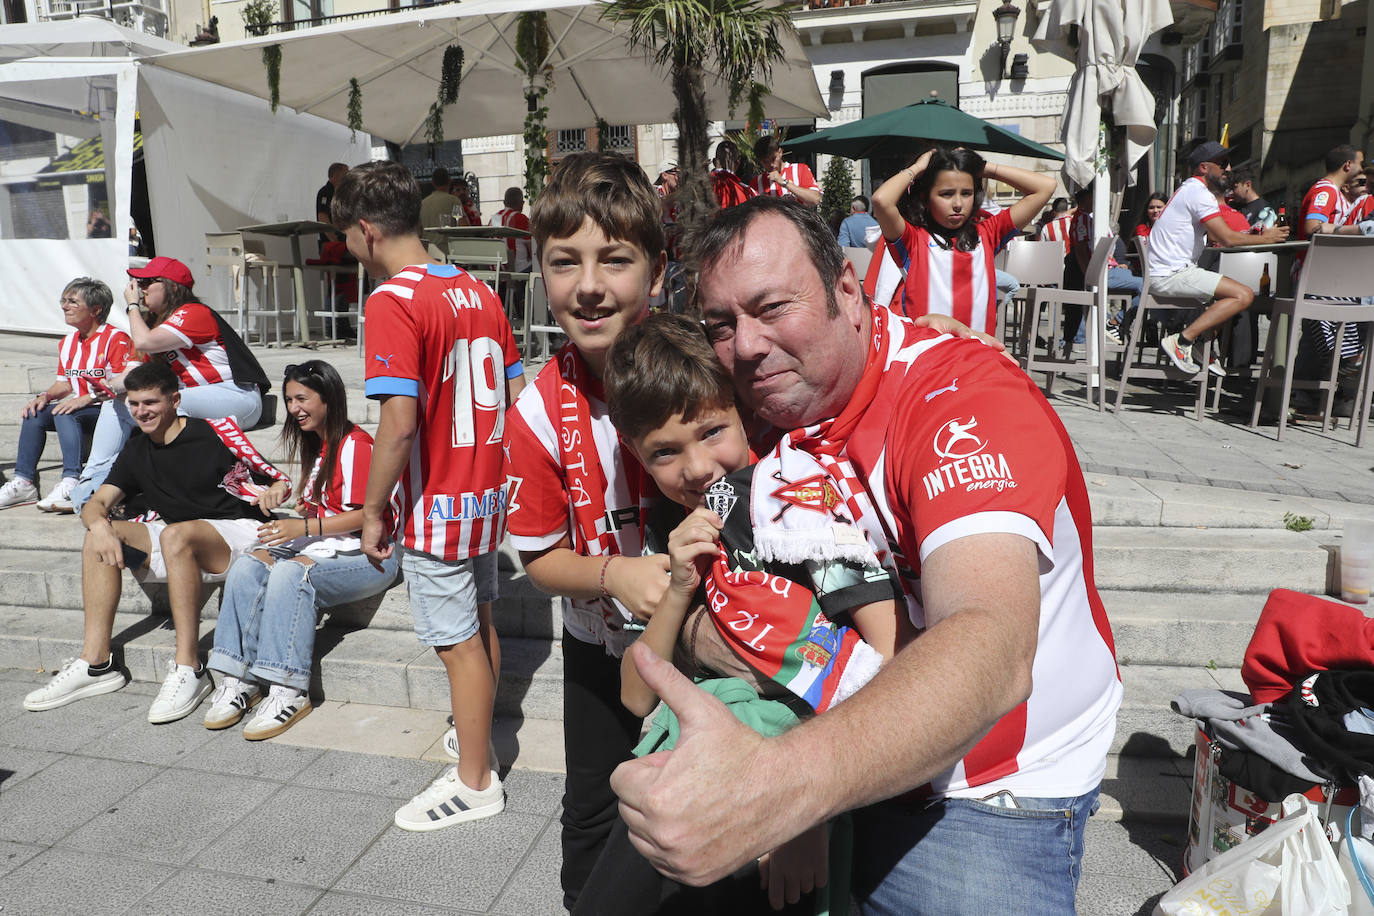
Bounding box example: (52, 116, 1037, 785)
(748, 134, 822, 207)
(336, 161, 525, 832)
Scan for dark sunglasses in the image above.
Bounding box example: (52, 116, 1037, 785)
(135, 278, 156, 289)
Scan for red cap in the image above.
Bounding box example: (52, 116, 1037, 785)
(128, 256, 194, 289)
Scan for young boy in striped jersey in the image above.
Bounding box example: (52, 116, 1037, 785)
(335, 161, 525, 832)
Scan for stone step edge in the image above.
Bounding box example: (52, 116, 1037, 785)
(0, 620, 564, 723)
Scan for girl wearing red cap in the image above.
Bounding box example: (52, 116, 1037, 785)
(70, 257, 268, 512)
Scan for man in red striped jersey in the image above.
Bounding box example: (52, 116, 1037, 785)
(337, 161, 525, 832)
(614, 197, 1121, 913)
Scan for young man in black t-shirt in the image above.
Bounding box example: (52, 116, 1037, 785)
(23, 361, 291, 724)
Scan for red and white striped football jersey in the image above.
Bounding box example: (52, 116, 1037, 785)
(57, 323, 133, 398)
(804, 308, 1120, 798)
(1037, 213, 1074, 254)
(364, 263, 523, 561)
(489, 208, 533, 272)
(297, 425, 373, 518)
(505, 354, 650, 654)
(887, 210, 1015, 336)
(161, 302, 234, 388)
(748, 162, 820, 199)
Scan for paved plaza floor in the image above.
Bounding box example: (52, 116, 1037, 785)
(0, 668, 1184, 915)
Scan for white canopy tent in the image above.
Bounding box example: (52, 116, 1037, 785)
(145, 0, 828, 144)
(0, 21, 369, 336)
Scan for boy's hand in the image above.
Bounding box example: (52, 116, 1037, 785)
(666, 509, 723, 595)
(758, 824, 829, 910)
(605, 554, 670, 619)
(361, 514, 394, 564)
(913, 314, 1008, 353)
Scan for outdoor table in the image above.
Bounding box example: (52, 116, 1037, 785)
(1212, 239, 1311, 415)
(423, 225, 531, 241)
(239, 219, 338, 344)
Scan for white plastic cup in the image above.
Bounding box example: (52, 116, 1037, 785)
(1341, 518, 1374, 604)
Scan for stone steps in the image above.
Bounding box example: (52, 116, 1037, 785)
(0, 604, 563, 722)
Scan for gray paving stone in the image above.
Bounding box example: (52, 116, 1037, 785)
(132, 869, 324, 915)
(78, 706, 219, 766)
(0, 747, 61, 794)
(0, 754, 158, 845)
(175, 730, 325, 780)
(1075, 873, 1171, 916)
(0, 847, 174, 916)
(334, 811, 546, 910)
(63, 767, 279, 866)
(1082, 819, 1183, 882)
(501, 768, 565, 817)
(307, 892, 473, 915)
(190, 784, 394, 887)
(291, 748, 445, 800)
(489, 820, 564, 916)
(0, 684, 149, 754)
(0, 841, 42, 878)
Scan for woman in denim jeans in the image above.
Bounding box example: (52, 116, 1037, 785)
(205, 360, 399, 739)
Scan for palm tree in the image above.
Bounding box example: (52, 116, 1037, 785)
(602, 0, 795, 260)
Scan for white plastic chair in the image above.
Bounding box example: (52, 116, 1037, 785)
(1002, 239, 1066, 353)
(1248, 235, 1374, 446)
(1114, 236, 1216, 420)
(1018, 236, 1114, 410)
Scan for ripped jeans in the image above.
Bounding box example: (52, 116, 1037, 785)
(208, 548, 399, 690)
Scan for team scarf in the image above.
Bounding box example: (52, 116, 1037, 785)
(553, 342, 621, 558)
(701, 545, 882, 713)
(776, 306, 913, 589)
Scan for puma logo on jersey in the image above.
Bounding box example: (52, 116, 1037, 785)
(924, 378, 959, 402)
(373, 354, 394, 369)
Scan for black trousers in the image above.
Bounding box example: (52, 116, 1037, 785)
(560, 628, 644, 911)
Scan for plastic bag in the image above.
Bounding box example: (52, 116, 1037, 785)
(1156, 794, 1351, 915)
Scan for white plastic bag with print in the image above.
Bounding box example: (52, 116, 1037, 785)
(1154, 794, 1351, 916)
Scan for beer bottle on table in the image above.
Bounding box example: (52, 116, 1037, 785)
(1259, 263, 1271, 298)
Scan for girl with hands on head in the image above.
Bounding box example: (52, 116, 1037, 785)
(203, 360, 399, 741)
(870, 145, 1054, 335)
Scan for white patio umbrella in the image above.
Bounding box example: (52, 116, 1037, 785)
(1032, 0, 1172, 191)
(144, 0, 827, 144)
(0, 19, 182, 61)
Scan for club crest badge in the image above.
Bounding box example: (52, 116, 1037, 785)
(704, 478, 738, 520)
(771, 474, 843, 515)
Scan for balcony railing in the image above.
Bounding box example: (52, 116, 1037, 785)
(804, 0, 913, 8)
(250, 0, 459, 34)
(38, 0, 167, 36)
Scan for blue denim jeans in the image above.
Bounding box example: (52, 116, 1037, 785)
(850, 786, 1100, 915)
(72, 380, 263, 513)
(208, 549, 400, 690)
(16, 402, 101, 481)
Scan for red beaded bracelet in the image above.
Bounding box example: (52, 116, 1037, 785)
(599, 555, 616, 598)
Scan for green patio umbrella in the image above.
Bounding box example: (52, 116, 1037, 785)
(782, 98, 1065, 162)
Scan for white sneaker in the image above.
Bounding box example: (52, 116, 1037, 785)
(394, 766, 504, 832)
(243, 685, 312, 740)
(203, 676, 262, 730)
(23, 656, 127, 711)
(0, 478, 38, 510)
(37, 477, 78, 513)
(442, 727, 500, 771)
(147, 659, 214, 724)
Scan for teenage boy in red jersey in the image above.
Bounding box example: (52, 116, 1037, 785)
(334, 161, 525, 832)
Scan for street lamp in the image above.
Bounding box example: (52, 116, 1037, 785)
(993, 0, 1020, 77)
